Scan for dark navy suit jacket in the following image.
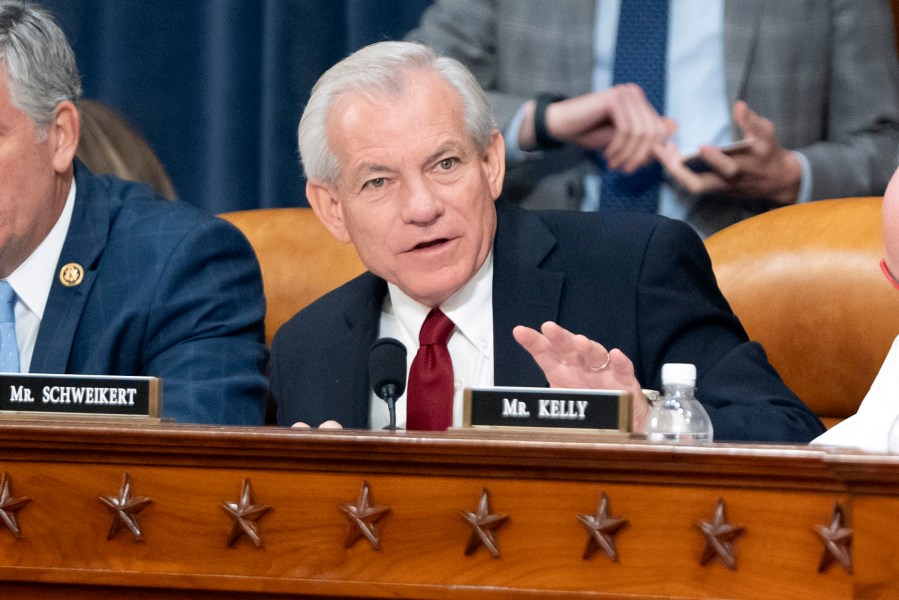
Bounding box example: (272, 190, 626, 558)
(30, 163, 268, 424)
(271, 200, 824, 442)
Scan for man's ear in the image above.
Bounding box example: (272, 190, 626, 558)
(483, 128, 506, 200)
(306, 180, 352, 243)
(49, 100, 79, 174)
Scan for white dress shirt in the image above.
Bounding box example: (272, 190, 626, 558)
(6, 180, 76, 372)
(371, 251, 495, 429)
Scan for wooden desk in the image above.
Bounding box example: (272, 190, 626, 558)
(0, 420, 895, 599)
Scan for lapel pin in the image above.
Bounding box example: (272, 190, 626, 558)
(59, 262, 84, 287)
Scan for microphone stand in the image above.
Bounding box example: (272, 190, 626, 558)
(382, 383, 398, 431)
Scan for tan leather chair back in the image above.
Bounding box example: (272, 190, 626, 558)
(220, 208, 365, 345)
(705, 197, 899, 428)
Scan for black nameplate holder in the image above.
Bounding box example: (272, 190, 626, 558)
(0, 373, 161, 422)
(463, 386, 632, 435)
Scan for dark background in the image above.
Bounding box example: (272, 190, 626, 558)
(42, 0, 433, 214)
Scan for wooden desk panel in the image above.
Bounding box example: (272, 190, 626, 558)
(0, 421, 893, 599)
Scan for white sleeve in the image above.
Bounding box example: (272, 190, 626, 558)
(810, 336, 899, 453)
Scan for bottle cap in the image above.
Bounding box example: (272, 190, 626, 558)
(662, 363, 696, 386)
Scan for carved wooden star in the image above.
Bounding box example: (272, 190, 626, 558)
(695, 498, 745, 570)
(815, 503, 852, 574)
(460, 488, 508, 558)
(577, 492, 628, 561)
(99, 473, 153, 542)
(221, 479, 272, 548)
(0, 471, 30, 539)
(339, 481, 391, 550)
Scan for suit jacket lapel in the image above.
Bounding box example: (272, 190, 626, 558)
(723, 0, 761, 112)
(492, 201, 564, 388)
(335, 202, 564, 413)
(31, 163, 108, 373)
(336, 273, 386, 428)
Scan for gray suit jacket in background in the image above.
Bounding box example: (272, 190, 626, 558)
(407, 0, 899, 236)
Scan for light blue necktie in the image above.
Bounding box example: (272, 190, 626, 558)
(0, 280, 20, 373)
(599, 0, 669, 214)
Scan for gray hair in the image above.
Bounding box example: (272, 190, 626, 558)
(298, 40, 495, 186)
(0, 1, 81, 132)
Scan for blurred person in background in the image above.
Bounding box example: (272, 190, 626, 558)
(407, 0, 899, 237)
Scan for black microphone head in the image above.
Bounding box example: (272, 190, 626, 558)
(369, 338, 407, 399)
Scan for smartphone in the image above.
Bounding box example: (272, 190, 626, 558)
(682, 139, 753, 173)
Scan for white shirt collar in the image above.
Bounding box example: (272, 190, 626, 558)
(8, 179, 77, 319)
(386, 250, 494, 359)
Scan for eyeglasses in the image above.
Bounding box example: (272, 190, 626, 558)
(881, 259, 899, 291)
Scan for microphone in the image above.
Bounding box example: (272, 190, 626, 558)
(369, 338, 407, 431)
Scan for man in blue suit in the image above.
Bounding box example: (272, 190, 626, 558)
(0, 1, 267, 424)
(271, 40, 824, 442)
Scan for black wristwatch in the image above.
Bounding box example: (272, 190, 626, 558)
(533, 92, 568, 149)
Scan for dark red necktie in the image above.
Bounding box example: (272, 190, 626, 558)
(406, 308, 455, 430)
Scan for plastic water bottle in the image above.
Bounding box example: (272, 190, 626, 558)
(645, 363, 714, 443)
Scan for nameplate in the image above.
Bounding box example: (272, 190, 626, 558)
(0, 373, 161, 420)
(463, 386, 631, 433)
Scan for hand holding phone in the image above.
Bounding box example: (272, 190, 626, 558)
(681, 139, 753, 173)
